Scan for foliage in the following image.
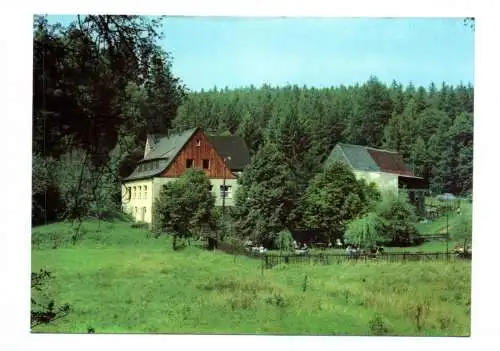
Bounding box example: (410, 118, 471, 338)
(302, 161, 368, 243)
(32, 15, 186, 225)
(172, 80, 472, 198)
(274, 230, 295, 252)
(31, 269, 70, 328)
(153, 168, 216, 249)
(375, 191, 420, 246)
(357, 179, 381, 212)
(52, 149, 94, 221)
(345, 212, 380, 248)
(450, 204, 472, 248)
(345, 76, 393, 147)
(234, 143, 297, 247)
(368, 314, 390, 336)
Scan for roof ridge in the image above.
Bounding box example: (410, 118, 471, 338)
(365, 146, 398, 153)
(339, 143, 398, 154)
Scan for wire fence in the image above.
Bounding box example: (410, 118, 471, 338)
(262, 251, 471, 269)
(196, 235, 471, 271)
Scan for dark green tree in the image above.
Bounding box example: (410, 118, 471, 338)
(345, 76, 393, 147)
(234, 143, 297, 247)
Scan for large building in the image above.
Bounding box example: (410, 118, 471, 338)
(121, 127, 250, 225)
(324, 143, 428, 214)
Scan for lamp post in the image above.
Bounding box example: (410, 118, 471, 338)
(222, 156, 231, 240)
(446, 211, 449, 260)
(222, 156, 231, 216)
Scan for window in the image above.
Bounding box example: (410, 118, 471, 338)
(138, 186, 142, 199)
(203, 159, 210, 169)
(127, 187, 131, 199)
(208, 185, 213, 192)
(186, 159, 194, 168)
(133, 186, 136, 199)
(143, 186, 147, 199)
(196, 139, 201, 147)
(155, 160, 159, 168)
(220, 185, 232, 199)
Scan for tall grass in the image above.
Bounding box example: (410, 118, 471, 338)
(31, 219, 471, 335)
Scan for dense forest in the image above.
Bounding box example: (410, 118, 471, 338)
(32, 15, 186, 226)
(32, 15, 474, 229)
(173, 79, 473, 195)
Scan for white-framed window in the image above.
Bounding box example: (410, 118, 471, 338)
(138, 186, 142, 199)
(143, 185, 147, 199)
(220, 185, 232, 199)
(196, 139, 201, 147)
(133, 186, 136, 199)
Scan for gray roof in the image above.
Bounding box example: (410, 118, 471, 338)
(122, 128, 198, 181)
(144, 128, 198, 160)
(325, 143, 419, 177)
(206, 135, 250, 171)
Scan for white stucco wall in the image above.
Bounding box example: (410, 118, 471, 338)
(210, 178, 239, 207)
(353, 170, 399, 195)
(121, 179, 153, 223)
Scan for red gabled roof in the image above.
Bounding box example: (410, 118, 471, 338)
(366, 148, 414, 177)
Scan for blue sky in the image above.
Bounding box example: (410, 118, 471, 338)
(47, 16, 474, 91)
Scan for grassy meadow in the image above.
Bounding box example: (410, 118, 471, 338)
(31, 219, 471, 336)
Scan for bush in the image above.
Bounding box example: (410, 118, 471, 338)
(345, 212, 380, 248)
(274, 229, 295, 252)
(375, 191, 419, 247)
(368, 314, 389, 336)
(31, 269, 70, 328)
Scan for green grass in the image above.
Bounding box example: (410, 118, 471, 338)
(31, 219, 471, 336)
(416, 213, 460, 235)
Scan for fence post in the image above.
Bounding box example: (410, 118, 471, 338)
(403, 253, 406, 262)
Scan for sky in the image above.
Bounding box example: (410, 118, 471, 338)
(47, 16, 474, 91)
